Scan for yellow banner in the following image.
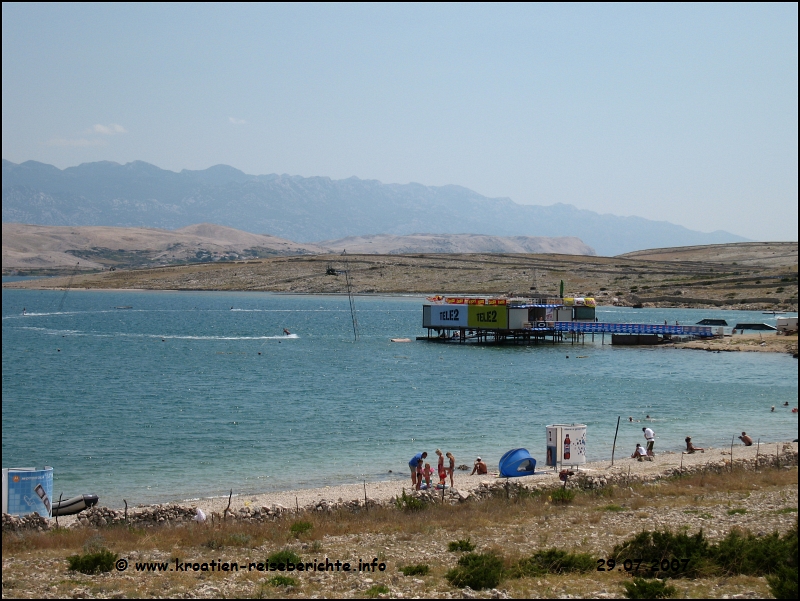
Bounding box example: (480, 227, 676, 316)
(563, 297, 596, 308)
(443, 297, 507, 306)
(468, 305, 508, 329)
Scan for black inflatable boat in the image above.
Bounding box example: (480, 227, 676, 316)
(52, 494, 99, 516)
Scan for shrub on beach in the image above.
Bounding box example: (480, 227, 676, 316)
(399, 564, 430, 576)
(448, 537, 475, 552)
(268, 575, 297, 587)
(611, 529, 711, 578)
(445, 552, 504, 590)
(711, 524, 797, 577)
(550, 487, 575, 504)
(767, 565, 799, 599)
(612, 523, 798, 579)
(622, 577, 677, 599)
(508, 548, 595, 577)
(290, 520, 313, 538)
(66, 548, 118, 574)
(267, 549, 302, 567)
(364, 584, 390, 597)
(394, 489, 426, 512)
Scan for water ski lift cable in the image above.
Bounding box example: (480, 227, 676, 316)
(342, 250, 359, 341)
(57, 262, 80, 312)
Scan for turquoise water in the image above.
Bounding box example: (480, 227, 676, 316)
(2, 288, 797, 507)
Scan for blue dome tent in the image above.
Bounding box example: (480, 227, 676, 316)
(498, 448, 536, 478)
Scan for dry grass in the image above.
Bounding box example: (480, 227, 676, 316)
(2, 466, 796, 599)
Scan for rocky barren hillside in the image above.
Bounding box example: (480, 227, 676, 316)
(7, 242, 796, 312)
(1, 223, 325, 273)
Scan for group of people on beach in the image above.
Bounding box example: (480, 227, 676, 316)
(408, 449, 461, 490)
(631, 426, 657, 461)
(630, 423, 771, 462)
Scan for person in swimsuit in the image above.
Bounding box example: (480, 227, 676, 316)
(435, 449, 445, 485)
(422, 463, 434, 489)
(684, 436, 704, 453)
(471, 457, 488, 475)
(446, 452, 455, 488)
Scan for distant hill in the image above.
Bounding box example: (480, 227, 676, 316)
(2, 159, 749, 256)
(618, 242, 798, 268)
(318, 233, 595, 255)
(1, 222, 324, 272)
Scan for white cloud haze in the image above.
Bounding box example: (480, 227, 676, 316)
(91, 124, 127, 135)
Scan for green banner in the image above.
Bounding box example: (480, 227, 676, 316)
(467, 305, 508, 329)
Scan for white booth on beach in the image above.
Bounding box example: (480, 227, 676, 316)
(545, 424, 587, 469)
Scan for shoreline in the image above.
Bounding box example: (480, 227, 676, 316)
(49, 440, 797, 528)
(3, 282, 796, 313)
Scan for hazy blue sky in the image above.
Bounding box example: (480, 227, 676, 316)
(2, 3, 797, 241)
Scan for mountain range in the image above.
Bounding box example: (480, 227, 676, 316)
(2, 159, 748, 256)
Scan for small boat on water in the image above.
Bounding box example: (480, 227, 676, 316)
(52, 494, 99, 516)
(115, 306, 133, 310)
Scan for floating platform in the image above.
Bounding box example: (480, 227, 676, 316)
(421, 297, 715, 345)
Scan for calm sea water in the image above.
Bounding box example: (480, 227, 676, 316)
(2, 286, 797, 506)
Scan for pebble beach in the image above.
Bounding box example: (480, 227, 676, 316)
(37, 439, 795, 530)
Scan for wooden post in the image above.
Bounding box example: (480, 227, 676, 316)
(680, 452, 684, 477)
(296, 496, 299, 514)
(364, 480, 368, 511)
(730, 435, 735, 472)
(55, 493, 63, 528)
(776, 444, 780, 468)
(123, 499, 128, 522)
(755, 438, 760, 471)
(224, 489, 232, 521)
(611, 416, 621, 466)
